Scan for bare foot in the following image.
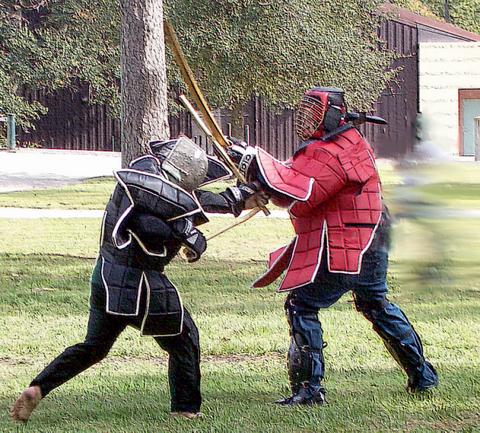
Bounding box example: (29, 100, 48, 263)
(171, 411, 204, 419)
(10, 386, 42, 422)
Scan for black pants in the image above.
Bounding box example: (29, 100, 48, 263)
(30, 284, 201, 413)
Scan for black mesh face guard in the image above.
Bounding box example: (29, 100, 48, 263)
(295, 95, 326, 141)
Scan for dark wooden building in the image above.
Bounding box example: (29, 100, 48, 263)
(17, 5, 480, 159)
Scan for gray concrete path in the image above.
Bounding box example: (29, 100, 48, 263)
(0, 148, 120, 192)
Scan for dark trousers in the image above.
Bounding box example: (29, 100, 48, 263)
(30, 272, 201, 413)
(286, 243, 438, 392)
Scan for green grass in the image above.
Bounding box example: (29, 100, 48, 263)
(1, 162, 480, 211)
(0, 177, 115, 210)
(0, 212, 479, 432)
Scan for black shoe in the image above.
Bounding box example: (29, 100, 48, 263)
(406, 377, 439, 394)
(406, 361, 439, 393)
(275, 387, 327, 406)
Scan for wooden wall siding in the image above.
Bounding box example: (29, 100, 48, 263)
(18, 18, 419, 159)
(19, 87, 191, 152)
(366, 19, 418, 157)
(20, 87, 121, 151)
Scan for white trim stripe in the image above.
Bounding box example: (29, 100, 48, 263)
(140, 274, 184, 337)
(118, 168, 208, 223)
(255, 147, 315, 201)
(128, 230, 168, 257)
(101, 255, 143, 317)
(251, 243, 292, 288)
(112, 170, 134, 249)
(277, 222, 327, 292)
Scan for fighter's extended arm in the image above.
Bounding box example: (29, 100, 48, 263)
(195, 182, 268, 217)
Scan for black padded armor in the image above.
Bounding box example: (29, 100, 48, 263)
(99, 155, 207, 336)
(99, 154, 252, 335)
(115, 169, 208, 226)
(100, 188, 185, 336)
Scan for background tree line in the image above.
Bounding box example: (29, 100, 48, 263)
(0, 0, 478, 131)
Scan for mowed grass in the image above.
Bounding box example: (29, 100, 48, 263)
(0, 177, 235, 210)
(1, 161, 480, 210)
(0, 209, 479, 432)
(0, 177, 115, 210)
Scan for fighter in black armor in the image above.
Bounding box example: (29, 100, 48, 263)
(11, 137, 269, 422)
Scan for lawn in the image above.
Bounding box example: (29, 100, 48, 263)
(1, 217, 479, 432)
(1, 166, 480, 432)
(2, 161, 480, 211)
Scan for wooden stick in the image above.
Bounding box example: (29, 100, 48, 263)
(206, 208, 262, 241)
(165, 21, 270, 216)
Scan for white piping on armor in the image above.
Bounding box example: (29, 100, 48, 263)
(182, 190, 209, 223)
(99, 210, 107, 249)
(129, 154, 162, 167)
(112, 170, 134, 249)
(251, 241, 294, 288)
(101, 255, 143, 316)
(255, 147, 314, 201)
(117, 168, 207, 223)
(140, 273, 184, 337)
(128, 230, 168, 257)
(200, 156, 233, 187)
(276, 221, 327, 292)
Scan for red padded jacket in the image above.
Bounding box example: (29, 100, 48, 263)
(252, 127, 383, 292)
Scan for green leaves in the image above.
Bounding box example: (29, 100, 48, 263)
(0, 0, 121, 127)
(392, 0, 480, 33)
(165, 0, 397, 111)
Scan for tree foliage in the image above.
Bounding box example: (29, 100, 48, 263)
(14, 0, 480, 129)
(165, 0, 397, 112)
(0, 0, 120, 127)
(392, 0, 480, 34)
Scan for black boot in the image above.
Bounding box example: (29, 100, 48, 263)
(406, 361, 439, 393)
(275, 385, 327, 406)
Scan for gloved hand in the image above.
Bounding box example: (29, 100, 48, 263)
(244, 190, 270, 210)
(224, 181, 269, 216)
(171, 218, 207, 262)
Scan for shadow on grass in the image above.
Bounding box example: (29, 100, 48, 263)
(1, 364, 479, 433)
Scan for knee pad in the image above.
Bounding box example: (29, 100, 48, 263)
(353, 294, 388, 321)
(287, 337, 325, 393)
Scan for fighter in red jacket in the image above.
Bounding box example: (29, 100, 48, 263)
(229, 87, 438, 405)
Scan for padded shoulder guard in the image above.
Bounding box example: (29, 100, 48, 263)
(337, 144, 377, 184)
(114, 169, 208, 226)
(200, 156, 232, 186)
(129, 154, 162, 174)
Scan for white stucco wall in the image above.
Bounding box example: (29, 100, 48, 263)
(419, 42, 480, 155)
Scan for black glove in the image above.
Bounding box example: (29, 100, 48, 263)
(171, 218, 207, 262)
(222, 182, 260, 217)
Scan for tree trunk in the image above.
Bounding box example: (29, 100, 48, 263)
(120, 0, 169, 167)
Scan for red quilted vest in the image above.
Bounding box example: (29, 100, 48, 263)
(253, 128, 383, 292)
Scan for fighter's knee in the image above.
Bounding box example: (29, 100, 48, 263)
(84, 344, 111, 363)
(353, 294, 389, 320)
